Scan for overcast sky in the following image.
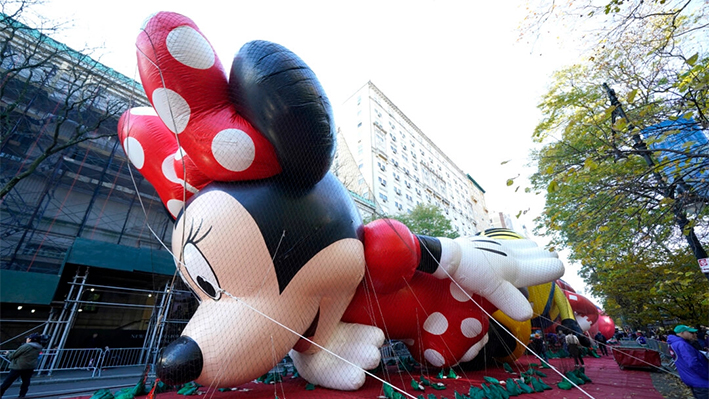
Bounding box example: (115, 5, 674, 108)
(30, 0, 596, 299)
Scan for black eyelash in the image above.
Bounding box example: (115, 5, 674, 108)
(185, 218, 213, 246)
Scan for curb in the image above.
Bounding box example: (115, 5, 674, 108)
(31, 373, 144, 386)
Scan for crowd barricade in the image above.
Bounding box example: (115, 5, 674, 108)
(94, 347, 145, 376)
(0, 347, 150, 378)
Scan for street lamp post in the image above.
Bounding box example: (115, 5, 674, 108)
(603, 83, 709, 282)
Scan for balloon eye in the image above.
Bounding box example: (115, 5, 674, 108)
(196, 276, 216, 297)
(182, 243, 221, 300)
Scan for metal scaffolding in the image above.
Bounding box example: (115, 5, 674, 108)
(29, 267, 194, 375)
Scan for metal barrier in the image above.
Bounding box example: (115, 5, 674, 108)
(1, 347, 150, 378)
(94, 348, 146, 376)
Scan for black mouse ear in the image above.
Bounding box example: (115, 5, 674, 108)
(229, 40, 335, 189)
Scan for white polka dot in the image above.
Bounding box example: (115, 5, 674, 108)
(167, 199, 185, 218)
(423, 312, 448, 335)
(129, 107, 157, 116)
(161, 154, 180, 184)
(460, 334, 489, 362)
(123, 137, 145, 169)
(161, 154, 199, 194)
(152, 88, 190, 134)
(175, 146, 186, 161)
(424, 349, 445, 367)
(449, 281, 470, 302)
(211, 129, 255, 172)
(166, 26, 215, 70)
(460, 318, 483, 338)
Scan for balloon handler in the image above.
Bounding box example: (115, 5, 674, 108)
(119, 12, 565, 392)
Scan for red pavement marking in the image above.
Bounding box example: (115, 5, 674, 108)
(73, 354, 666, 399)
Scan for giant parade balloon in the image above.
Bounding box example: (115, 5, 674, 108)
(118, 11, 566, 391)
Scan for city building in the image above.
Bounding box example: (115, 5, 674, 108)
(490, 211, 515, 231)
(331, 129, 377, 221)
(338, 81, 492, 235)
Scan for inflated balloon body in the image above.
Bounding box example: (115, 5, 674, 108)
(119, 12, 565, 391)
(562, 289, 599, 333)
(591, 310, 616, 340)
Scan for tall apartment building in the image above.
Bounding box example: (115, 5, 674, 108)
(338, 81, 492, 236)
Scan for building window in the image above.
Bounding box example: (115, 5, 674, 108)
(379, 193, 388, 202)
(379, 177, 387, 186)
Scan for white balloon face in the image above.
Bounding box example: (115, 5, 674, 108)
(173, 190, 274, 301)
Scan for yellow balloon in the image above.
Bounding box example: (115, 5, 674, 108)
(490, 310, 531, 362)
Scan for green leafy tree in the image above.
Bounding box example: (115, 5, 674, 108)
(387, 204, 459, 239)
(526, 1, 709, 326)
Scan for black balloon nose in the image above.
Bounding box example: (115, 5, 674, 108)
(156, 336, 203, 385)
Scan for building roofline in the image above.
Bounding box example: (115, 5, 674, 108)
(348, 190, 376, 208)
(1, 12, 142, 90)
(466, 174, 485, 193)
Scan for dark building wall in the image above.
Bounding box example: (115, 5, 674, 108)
(0, 14, 184, 349)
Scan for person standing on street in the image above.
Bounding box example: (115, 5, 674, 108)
(566, 333, 585, 368)
(0, 333, 43, 398)
(668, 325, 709, 399)
(595, 331, 609, 356)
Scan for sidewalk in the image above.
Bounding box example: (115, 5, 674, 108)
(0, 366, 145, 399)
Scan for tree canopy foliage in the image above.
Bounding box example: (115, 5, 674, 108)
(525, 0, 708, 327)
(376, 203, 459, 239)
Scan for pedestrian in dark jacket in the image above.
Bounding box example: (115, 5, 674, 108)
(595, 331, 609, 356)
(668, 325, 709, 399)
(530, 333, 548, 361)
(0, 333, 43, 398)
